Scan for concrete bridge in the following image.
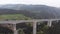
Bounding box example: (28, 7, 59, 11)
(0, 19, 60, 34)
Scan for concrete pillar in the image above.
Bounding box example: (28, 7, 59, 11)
(56, 20, 59, 23)
(13, 24, 18, 34)
(33, 21, 37, 34)
(47, 20, 52, 27)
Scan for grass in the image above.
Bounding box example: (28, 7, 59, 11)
(0, 14, 31, 20)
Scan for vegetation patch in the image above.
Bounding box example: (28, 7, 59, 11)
(0, 14, 31, 20)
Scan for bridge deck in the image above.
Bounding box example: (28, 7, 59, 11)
(0, 19, 60, 24)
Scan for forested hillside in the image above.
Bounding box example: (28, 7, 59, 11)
(0, 4, 60, 34)
(0, 8, 60, 19)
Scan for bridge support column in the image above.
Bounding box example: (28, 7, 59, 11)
(33, 21, 37, 34)
(13, 24, 18, 34)
(47, 20, 52, 27)
(56, 20, 59, 23)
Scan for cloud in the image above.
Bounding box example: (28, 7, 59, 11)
(0, 0, 60, 7)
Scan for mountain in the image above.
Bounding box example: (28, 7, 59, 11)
(0, 4, 60, 19)
(0, 4, 25, 10)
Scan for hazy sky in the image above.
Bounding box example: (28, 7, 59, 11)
(0, 0, 60, 7)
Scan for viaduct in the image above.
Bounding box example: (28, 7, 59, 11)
(0, 19, 60, 34)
